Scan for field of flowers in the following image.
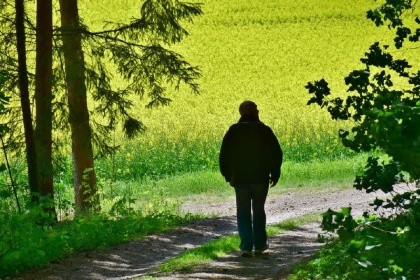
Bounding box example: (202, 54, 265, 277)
(82, 0, 419, 181)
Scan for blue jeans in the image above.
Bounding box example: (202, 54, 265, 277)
(234, 184, 269, 251)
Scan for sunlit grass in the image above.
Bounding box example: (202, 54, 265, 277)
(92, 156, 362, 211)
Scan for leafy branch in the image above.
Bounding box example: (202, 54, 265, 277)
(307, 2, 420, 267)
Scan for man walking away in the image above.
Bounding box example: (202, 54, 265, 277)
(219, 100, 283, 257)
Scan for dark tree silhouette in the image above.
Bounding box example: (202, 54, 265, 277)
(35, 0, 55, 209)
(14, 0, 39, 201)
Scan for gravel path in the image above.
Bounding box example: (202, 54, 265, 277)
(11, 187, 396, 280)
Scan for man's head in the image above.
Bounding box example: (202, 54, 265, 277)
(239, 100, 259, 118)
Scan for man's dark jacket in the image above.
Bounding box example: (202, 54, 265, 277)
(219, 115, 283, 185)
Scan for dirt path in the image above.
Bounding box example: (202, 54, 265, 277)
(11, 187, 394, 280)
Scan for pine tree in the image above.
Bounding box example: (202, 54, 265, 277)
(0, 0, 202, 213)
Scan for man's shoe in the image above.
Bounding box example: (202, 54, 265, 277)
(254, 244, 269, 255)
(240, 251, 252, 258)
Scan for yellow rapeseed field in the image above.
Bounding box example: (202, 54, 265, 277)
(81, 0, 419, 177)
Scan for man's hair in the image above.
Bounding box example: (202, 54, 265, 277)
(239, 100, 257, 116)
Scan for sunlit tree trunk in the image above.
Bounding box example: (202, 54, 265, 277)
(35, 0, 55, 205)
(59, 0, 99, 212)
(15, 0, 39, 201)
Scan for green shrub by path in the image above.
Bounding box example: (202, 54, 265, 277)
(288, 210, 420, 280)
(0, 179, 200, 278)
(0, 207, 199, 278)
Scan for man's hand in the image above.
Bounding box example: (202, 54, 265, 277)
(269, 179, 277, 188)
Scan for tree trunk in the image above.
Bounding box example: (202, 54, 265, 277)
(35, 0, 54, 196)
(59, 0, 99, 212)
(35, 0, 56, 218)
(15, 0, 39, 201)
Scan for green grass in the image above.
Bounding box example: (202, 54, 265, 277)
(50, 156, 362, 222)
(157, 212, 322, 273)
(6, 154, 359, 219)
(87, 156, 361, 214)
(93, 154, 363, 197)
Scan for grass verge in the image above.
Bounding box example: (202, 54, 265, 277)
(121, 156, 364, 205)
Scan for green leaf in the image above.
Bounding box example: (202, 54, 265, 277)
(365, 244, 381, 250)
(355, 258, 372, 268)
(0, 190, 9, 198)
(341, 207, 351, 216)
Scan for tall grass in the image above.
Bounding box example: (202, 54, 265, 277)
(94, 157, 361, 203)
(91, 135, 357, 184)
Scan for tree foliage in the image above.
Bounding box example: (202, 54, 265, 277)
(77, 0, 203, 156)
(0, 0, 202, 160)
(0, 0, 202, 212)
(304, 1, 420, 278)
(307, 0, 420, 195)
